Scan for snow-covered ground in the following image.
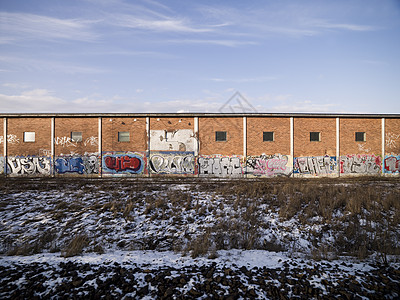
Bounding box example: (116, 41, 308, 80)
(0, 177, 399, 299)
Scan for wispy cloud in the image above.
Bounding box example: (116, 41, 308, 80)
(209, 76, 278, 83)
(0, 12, 98, 43)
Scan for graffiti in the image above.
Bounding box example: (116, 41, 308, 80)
(294, 156, 337, 175)
(357, 144, 370, 153)
(7, 156, 51, 175)
(84, 136, 99, 147)
(54, 136, 77, 147)
(246, 154, 292, 177)
(0, 134, 20, 144)
(386, 132, 400, 149)
(39, 149, 52, 156)
(150, 130, 196, 152)
(384, 155, 400, 174)
(198, 156, 243, 177)
(340, 154, 381, 174)
(0, 157, 4, 174)
(102, 152, 145, 174)
(149, 152, 194, 174)
(55, 155, 99, 175)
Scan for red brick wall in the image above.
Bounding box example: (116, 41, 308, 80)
(102, 117, 146, 152)
(7, 118, 51, 156)
(199, 117, 243, 156)
(385, 118, 400, 155)
(294, 117, 336, 157)
(150, 117, 194, 131)
(55, 117, 98, 155)
(340, 118, 381, 156)
(247, 117, 290, 156)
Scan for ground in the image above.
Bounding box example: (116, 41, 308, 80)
(0, 177, 399, 299)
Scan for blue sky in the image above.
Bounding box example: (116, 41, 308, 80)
(1, 0, 399, 113)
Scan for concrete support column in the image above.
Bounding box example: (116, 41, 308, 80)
(194, 117, 199, 156)
(290, 117, 294, 177)
(336, 117, 340, 177)
(243, 116, 247, 177)
(146, 117, 150, 177)
(3, 118, 7, 176)
(51, 117, 55, 176)
(98, 117, 102, 177)
(382, 118, 385, 175)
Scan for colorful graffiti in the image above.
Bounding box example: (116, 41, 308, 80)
(340, 154, 381, 174)
(150, 130, 196, 152)
(198, 156, 243, 177)
(7, 156, 51, 176)
(55, 155, 99, 175)
(294, 156, 337, 176)
(246, 154, 292, 177)
(149, 152, 194, 174)
(384, 155, 400, 174)
(102, 152, 145, 175)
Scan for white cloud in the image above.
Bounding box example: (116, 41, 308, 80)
(0, 12, 98, 43)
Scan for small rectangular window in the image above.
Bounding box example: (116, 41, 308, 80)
(355, 132, 366, 142)
(71, 132, 82, 142)
(118, 131, 130, 142)
(263, 132, 274, 142)
(215, 131, 227, 142)
(310, 132, 321, 142)
(24, 132, 35, 142)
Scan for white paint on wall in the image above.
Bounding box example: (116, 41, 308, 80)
(150, 129, 195, 151)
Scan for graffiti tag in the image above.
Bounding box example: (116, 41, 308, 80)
(149, 152, 194, 174)
(246, 154, 292, 177)
(102, 153, 145, 174)
(0, 134, 20, 144)
(7, 156, 51, 175)
(54, 136, 77, 147)
(384, 155, 400, 174)
(340, 154, 381, 174)
(294, 156, 337, 175)
(198, 156, 243, 177)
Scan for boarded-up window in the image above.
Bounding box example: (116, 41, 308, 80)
(24, 132, 35, 142)
(118, 131, 130, 142)
(215, 131, 227, 142)
(71, 132, 82, 142)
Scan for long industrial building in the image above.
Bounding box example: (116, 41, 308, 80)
(0, 113, 399, 177)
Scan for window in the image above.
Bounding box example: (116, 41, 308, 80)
(118, 131, 130, 142)
(24, 132, 35, 142)
(263, 131, 274, 142)
(355, 132, 366, 142)
(310, 132, 321, 142)
(71, 132, 82, 142)
(215, 131, 227, 142)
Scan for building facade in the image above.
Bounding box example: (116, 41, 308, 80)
(1, 113, 399, 177)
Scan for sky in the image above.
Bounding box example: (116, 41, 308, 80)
(0, 0, 400, 114)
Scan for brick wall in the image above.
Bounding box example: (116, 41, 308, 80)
(247, 117, 290, 156)
(7, 118, 51, 156)
(102, 117, 146, 152)
(149, 117, 194, 131)
(385, 118, 400, 155)
(340, 118, 381, 156)
(55, 117, 98, 155)
(294, 117, 336, 157)
(199, 117, 243, 156)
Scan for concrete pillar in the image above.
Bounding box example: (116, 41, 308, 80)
(51, 117, 55, 176)
(146, 117, 150, 177)
(98, 117, 102, 177)
(382, 118, 385, 175)
(194, 117, 199, 156)
(336, 117, 340, 177)
(243, 116, 247, 177)
(3, 118, 6, 176)
(290, 117, 294, 177)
